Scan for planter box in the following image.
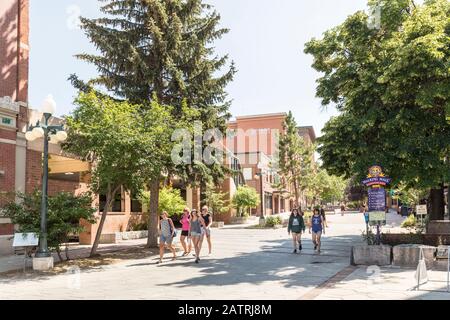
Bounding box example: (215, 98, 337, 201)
(392, 244, 436, 268)
(0, 235, 14, 256)
(427, 221, 450, 235)
(351, 245, 392, 266)
(211, 221, 225, 228)
(99, 233, 120, 244)
(230, 217, 249, 225)
(116, 230, 148, 240)
(382, 233, 450, 247)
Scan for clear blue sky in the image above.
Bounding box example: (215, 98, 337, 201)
(29, 0, 368, 136)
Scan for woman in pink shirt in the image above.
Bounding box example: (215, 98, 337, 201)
(180, 207, 191, 256)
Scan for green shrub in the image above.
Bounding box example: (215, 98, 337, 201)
(232, 186, 260, 217)
(362, 229, 376, 245)
(401, 214, 416, 228)
(265, 216, 282, 227)
(3, 191, 96, 261)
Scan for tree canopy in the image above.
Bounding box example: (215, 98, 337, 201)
(305, 0, 450, 191)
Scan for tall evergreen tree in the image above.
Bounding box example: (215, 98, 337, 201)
(71, 0, 236, 247)
(279, 112, 315, 208)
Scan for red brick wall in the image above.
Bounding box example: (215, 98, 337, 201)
(0, 0, 28, 102)
(0, 223, 14, 236)
(48, 179, 80, 196)
(25, 149, 41, 193)
(0, 137, 16, 206)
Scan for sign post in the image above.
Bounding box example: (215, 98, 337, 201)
(362, 165, 392, 246)
(416, 205, 427, 228)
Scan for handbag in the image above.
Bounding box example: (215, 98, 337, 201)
(169, 219, 177, 237)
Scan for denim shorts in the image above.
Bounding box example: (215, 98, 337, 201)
(160, 234, 173, 244)
(202, 227, 211, 237)
(190, 232, 201, 237)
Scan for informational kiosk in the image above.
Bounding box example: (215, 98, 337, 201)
(362, 165, 392, 245)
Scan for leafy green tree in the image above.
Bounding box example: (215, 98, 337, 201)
(203, 181, 230, 220)
(279, 111, 315, 207)
(232, 186, 260, 217)
(71, 0, 236, 246)
(305, 0, 450, 219)
(3, 191, 96, 261)
(140, 187, 186, 217)
(64, 92, 174, 255)
(306, 169, 348, 205)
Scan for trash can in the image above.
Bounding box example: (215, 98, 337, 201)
(401, 206, 409, 217)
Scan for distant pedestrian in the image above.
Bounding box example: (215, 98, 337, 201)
(199, 205, 213, 256)
(189, 209, 206, 263)
(309, 208, 325, 254)
(157, 211, 177, 264)
(288, 208, 305, 254)
(180, 207, 191, 256)
(320, 205, 328, 228)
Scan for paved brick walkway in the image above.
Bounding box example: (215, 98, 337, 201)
(1, 212, 442, 300)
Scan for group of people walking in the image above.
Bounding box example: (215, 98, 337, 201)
(157, 206, 212, 264)
(288, 207, 326, 254)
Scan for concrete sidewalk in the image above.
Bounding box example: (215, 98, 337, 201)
(0, 239, 149, 274)
(312, 266, 450, 300)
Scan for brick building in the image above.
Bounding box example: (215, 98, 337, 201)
(0, 1, 317, 255)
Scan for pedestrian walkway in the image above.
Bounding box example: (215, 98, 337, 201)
(312, 266, 450, 300)
(0, 239, 148, 274)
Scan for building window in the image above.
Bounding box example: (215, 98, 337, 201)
(99, 193, 122, 213)
(265, 192, 273, 210)
(130, 194, 142, 213)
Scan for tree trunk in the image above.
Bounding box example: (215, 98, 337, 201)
(429, 186, 445, 221)
(293, 180, 300, 208)
(90, 184, 118, 257)
(65, 245, 70, 261)
(56, 248, 63, 262)
(147, 178, 160, 248)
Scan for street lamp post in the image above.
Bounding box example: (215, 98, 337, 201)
(256, 162, 266, 225)
(25, 95, 67, 265)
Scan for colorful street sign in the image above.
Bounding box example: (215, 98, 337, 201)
(362, 165, 392, 187)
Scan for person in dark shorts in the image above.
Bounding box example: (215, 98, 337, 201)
(309, 208, 325, 254)
(199, 206, 213, 256)
(288, 208, 305, 254)
(320, 205, 328, 228)
(180, 207, 191, 256)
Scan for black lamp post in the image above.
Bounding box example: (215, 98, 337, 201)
(255, 162, 266, 225)
(25, 95, 67, 258)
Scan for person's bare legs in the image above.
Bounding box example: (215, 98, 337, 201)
(187, 236, 192, 253)
(158, 243, 165, 263)
(291, 233, 298, 251)
(192, 237, 201, 262)
(168, 242, 176, 260)
(206, 233, 212, 254)
(316, 232, 322, 253)
(180, 235, 187, 254)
